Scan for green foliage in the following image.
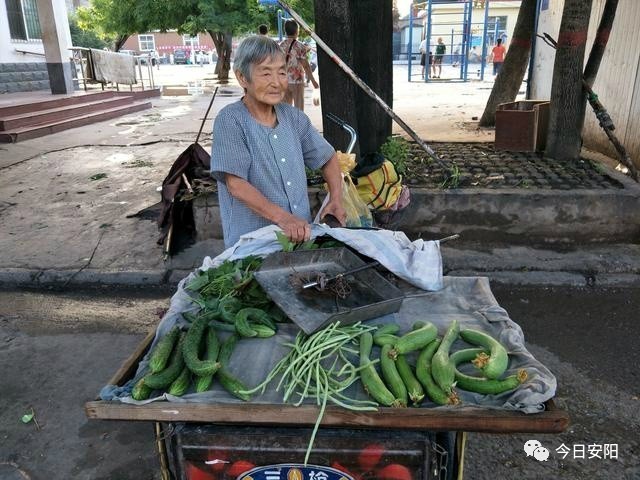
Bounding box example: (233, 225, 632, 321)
(76, 0, 145, 50)
(380, 136, 410, 175)
(69, 14, 109, 49)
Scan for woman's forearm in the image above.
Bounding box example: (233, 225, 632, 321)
(321, 153, 343, 201)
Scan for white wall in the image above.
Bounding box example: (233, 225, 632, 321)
(0, 1, 45, 64)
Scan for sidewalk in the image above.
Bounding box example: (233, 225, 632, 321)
(1, 64, 639, 289)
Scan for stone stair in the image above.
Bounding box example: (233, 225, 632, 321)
(0, 91, 155, 143)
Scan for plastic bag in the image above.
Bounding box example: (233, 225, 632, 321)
(314, 151, 373, 228)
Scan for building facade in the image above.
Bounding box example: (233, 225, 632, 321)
(120, 32, 216, 62)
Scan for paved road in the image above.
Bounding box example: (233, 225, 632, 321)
(1, 286, 638, 479)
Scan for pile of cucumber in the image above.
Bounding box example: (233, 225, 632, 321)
(359, 320, 528, 407)
(131, 313, 266, 401)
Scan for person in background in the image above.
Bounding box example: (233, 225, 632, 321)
(419, 37, 427, 78)
(279, 20, 319, 111)
(491, 38, 507, 76)
(258, 24, 268, 36)
(210, 36, 346, 247)
(433, 37, 446, 78)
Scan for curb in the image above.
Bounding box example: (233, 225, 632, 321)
(1, 267, 640, 289)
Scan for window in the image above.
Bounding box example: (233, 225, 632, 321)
(138, 34, 155, 52)
(183, 35, 199, 48)
(487, 16, 507, 45)
(6, 0, 42, 41)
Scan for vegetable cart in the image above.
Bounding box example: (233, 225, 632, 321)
(85, 235, 569, 480)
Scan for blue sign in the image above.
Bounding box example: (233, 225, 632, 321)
(238, 464, 354, 480)
(258, 0, 280, 4)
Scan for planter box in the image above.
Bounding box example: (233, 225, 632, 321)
(495, 100, 550, 152)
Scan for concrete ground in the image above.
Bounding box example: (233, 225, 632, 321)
(1, 63, 638, 290)
(1, 286, 638, 479)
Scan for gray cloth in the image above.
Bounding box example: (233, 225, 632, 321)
(89, 49, 136, 85)
(101, 229, 555, 415)
(210, 101, 334, 247)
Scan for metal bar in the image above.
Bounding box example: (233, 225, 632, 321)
(425, 0, 433, 83)
(408, 3, 414, 82)
(480, 0, 490, 80)
(526, 0, 543, 99)
(277, 0, 441, 162)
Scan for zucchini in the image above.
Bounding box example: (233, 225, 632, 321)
(416, 339, 458, 405)
(395, 355, 425, 406)
(148, 326, 180, 373)
(358, 332, 398, 407)
(131, 377, 153, 401)
(183, 316, 220, 376)
(389, 322, 438, 358)
(380, 344, 408, 407)
(450, 348, 527, 395)
(431, 320, 459, 395)
(168, 366, 191, 396)
(144, 332, 186, 390)
(374, 324, 401, 337)
(373, 334, 399, 347)
(460, 329, 509, 379)
(194, 327, 221, 393)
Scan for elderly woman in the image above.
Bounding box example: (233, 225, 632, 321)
(211, 36, 346, 248)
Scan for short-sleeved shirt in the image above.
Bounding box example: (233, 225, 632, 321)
(279, 38, 309, 84)
(492, 45, 506, 63)
(435, 43, 446, 56)
(211, 100, 334, 247)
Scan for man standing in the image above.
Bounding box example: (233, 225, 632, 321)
(491, 38, 507, 76)
(419, 37, 427, 78)
(279, 20, 319, 111)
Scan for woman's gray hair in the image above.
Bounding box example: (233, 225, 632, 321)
(234, 36, 284, 81)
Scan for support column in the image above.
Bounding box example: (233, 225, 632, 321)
(35, 0, 74, 94)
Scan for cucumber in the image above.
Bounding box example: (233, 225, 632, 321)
(249, 324, 276, 338)
(431, 320, 459, 395)
(450, 348, 527, 395)
(148, 327, 180, 373)
(218, 297, 242, 323)
(168, 366, 191, 396)
(234, 308, 270, 338)
(218, 334, 239, 365)
(460, 328, 509, 379)
(380, 344, 408, 407)
(183, 316, 220, 376)
(358, 333, 398, 407)
(144, 332, 186, 390)
(194, 327, 221, 393)
(395, 355, 425, 406)
(217, 367, 251, 401)
(131, 377, 153, 401)
(416, 339, 458, 405)
(389, 322, 438, 358)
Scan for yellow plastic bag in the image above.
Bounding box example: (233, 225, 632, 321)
(314, 151, 373, 228)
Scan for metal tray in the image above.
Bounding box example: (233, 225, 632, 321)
(253, 248, 404, 334)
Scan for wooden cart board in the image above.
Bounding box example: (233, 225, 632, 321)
(85, 331, 569, 434)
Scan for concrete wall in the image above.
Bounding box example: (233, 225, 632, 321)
(0, 1, 45, 64)
(529, 0, 640, 168)
(120, 32, 216, 55)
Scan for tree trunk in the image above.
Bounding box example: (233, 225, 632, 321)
(545, 0, 593, 161)
(583, 0, 618, 88)
(478, 0, 537, 127)
(314, 0, 392, 157)
(114, 34, 130, 52)
(210, 31, 232, 80)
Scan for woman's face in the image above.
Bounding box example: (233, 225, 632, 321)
(238, 54, 288, 106)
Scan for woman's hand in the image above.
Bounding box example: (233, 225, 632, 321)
(276, 212, 312, 243)
(319, 199, 347, 227)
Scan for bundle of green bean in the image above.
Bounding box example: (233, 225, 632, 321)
(244, 321, 378, 464)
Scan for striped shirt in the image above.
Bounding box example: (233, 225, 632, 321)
(211, 100, 334, 247)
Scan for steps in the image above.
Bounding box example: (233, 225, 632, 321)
(0, 91, 154, 143)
